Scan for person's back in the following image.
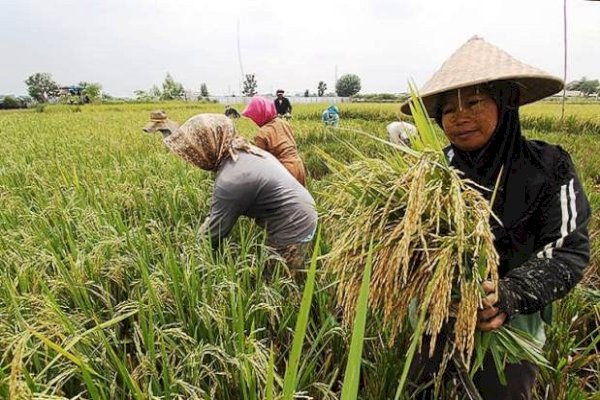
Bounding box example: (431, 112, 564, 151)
(256, 118, 298, 159)
(242, 96, 306, 185)
(205, 148, 317, 246)
(322, 105, 340, 127)
(387, 121, 416, 146)
(224, 105, 241, 119)
(256, 118, 306, 185)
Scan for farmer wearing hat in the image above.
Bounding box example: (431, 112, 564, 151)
(143, 110, 180, 138)
(274, 89, 292, 118)
(163, 113, 317, 270)
(242, 96, 307, 186)
(402, 36, 591, 399)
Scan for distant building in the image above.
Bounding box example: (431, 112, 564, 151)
(552, 90, 583, 97)
(183, 92, 351, 105)
(57, 85, 89, 104)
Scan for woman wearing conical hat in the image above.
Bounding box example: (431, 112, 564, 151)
(402, 36, 591, 399)
(163, 113, 317, 270)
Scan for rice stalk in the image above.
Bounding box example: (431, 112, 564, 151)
(319, 146, 497, 362)
(9, 334, 31, 400)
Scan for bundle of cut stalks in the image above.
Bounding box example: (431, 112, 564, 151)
(320, 87, 547, 383)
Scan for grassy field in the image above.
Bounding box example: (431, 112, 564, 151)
(1, 102, 599, 399)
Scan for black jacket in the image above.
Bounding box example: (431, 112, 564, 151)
(447, 140, 591, 317)
(442, 81, 591, 318)
(274, 97, 292, 115)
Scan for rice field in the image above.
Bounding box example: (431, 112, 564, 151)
(1, 101, 599, 399)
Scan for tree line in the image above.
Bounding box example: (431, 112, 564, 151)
(4, 71, 367, 108)
(4, 72, 597, 110)
(240, 73, 362, 97)
(566, 77, 600, 96)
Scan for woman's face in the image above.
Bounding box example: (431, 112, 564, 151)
(440, 86, 498, 151)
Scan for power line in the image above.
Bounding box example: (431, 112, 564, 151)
(237, 19, 245, 82)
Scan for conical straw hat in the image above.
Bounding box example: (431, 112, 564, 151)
(400, 36, 564, 116)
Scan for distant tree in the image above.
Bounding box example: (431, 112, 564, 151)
(567, 77, 599, 96)
(161, 73, 185, 100)
(0, 95, 29, 109)
(304, 89, 310, 97)
(134, 90, 150, 101)
(336, 74, 361, 97)
(351, 92, 408, 103)
(200, 83, 209, 97)
(79, 82, 102, 103)
(242, 74, 258, 96)
(134, 85, 161, 102)
(25, 73, 59, 102)
(318, 81, 327, 97)
(151, 85, 162, 98)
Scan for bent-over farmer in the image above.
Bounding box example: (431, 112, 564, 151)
(163, 113, 318, 270)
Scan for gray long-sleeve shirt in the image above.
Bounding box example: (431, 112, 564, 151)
(200, 147, 317, 246)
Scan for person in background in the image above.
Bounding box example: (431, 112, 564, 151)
(143, 110, 180, 138)
(386, 121, 416, 146)
(242, 96, 307, 186)
(274, 89, 292, 118)
(163, 113, 317, 269)
(224, 105, 241, 119)
(321, 105, 340, 127)
(400, 35, 591, 400)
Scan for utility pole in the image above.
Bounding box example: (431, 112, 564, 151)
(334, 65, 338, 94)
(561, 0, 567, 121)
(237, 19, 245, 82)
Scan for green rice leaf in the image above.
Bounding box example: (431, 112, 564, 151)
(340, 238, 374, 400)
(282, 228, 321, 400)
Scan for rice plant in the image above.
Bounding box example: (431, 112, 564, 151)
(0, 101, 598, 398)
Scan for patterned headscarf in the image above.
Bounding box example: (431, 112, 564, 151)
(242, 96, 277, 127)
(163, 113, 255, 171)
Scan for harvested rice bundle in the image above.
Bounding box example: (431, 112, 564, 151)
(321, 139, 497, 362)
(320, 88, 545, 382)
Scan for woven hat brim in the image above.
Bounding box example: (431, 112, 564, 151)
(143, 120, 170, 132)
(400, 75, 564, 116)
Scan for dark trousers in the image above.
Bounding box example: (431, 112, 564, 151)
(408, 332, 539, 400)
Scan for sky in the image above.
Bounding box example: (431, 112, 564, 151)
(1, 0, 599, 98)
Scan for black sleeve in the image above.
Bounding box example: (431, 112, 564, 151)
(286, 98, 292, 113)
(497, 156, 591, 316)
